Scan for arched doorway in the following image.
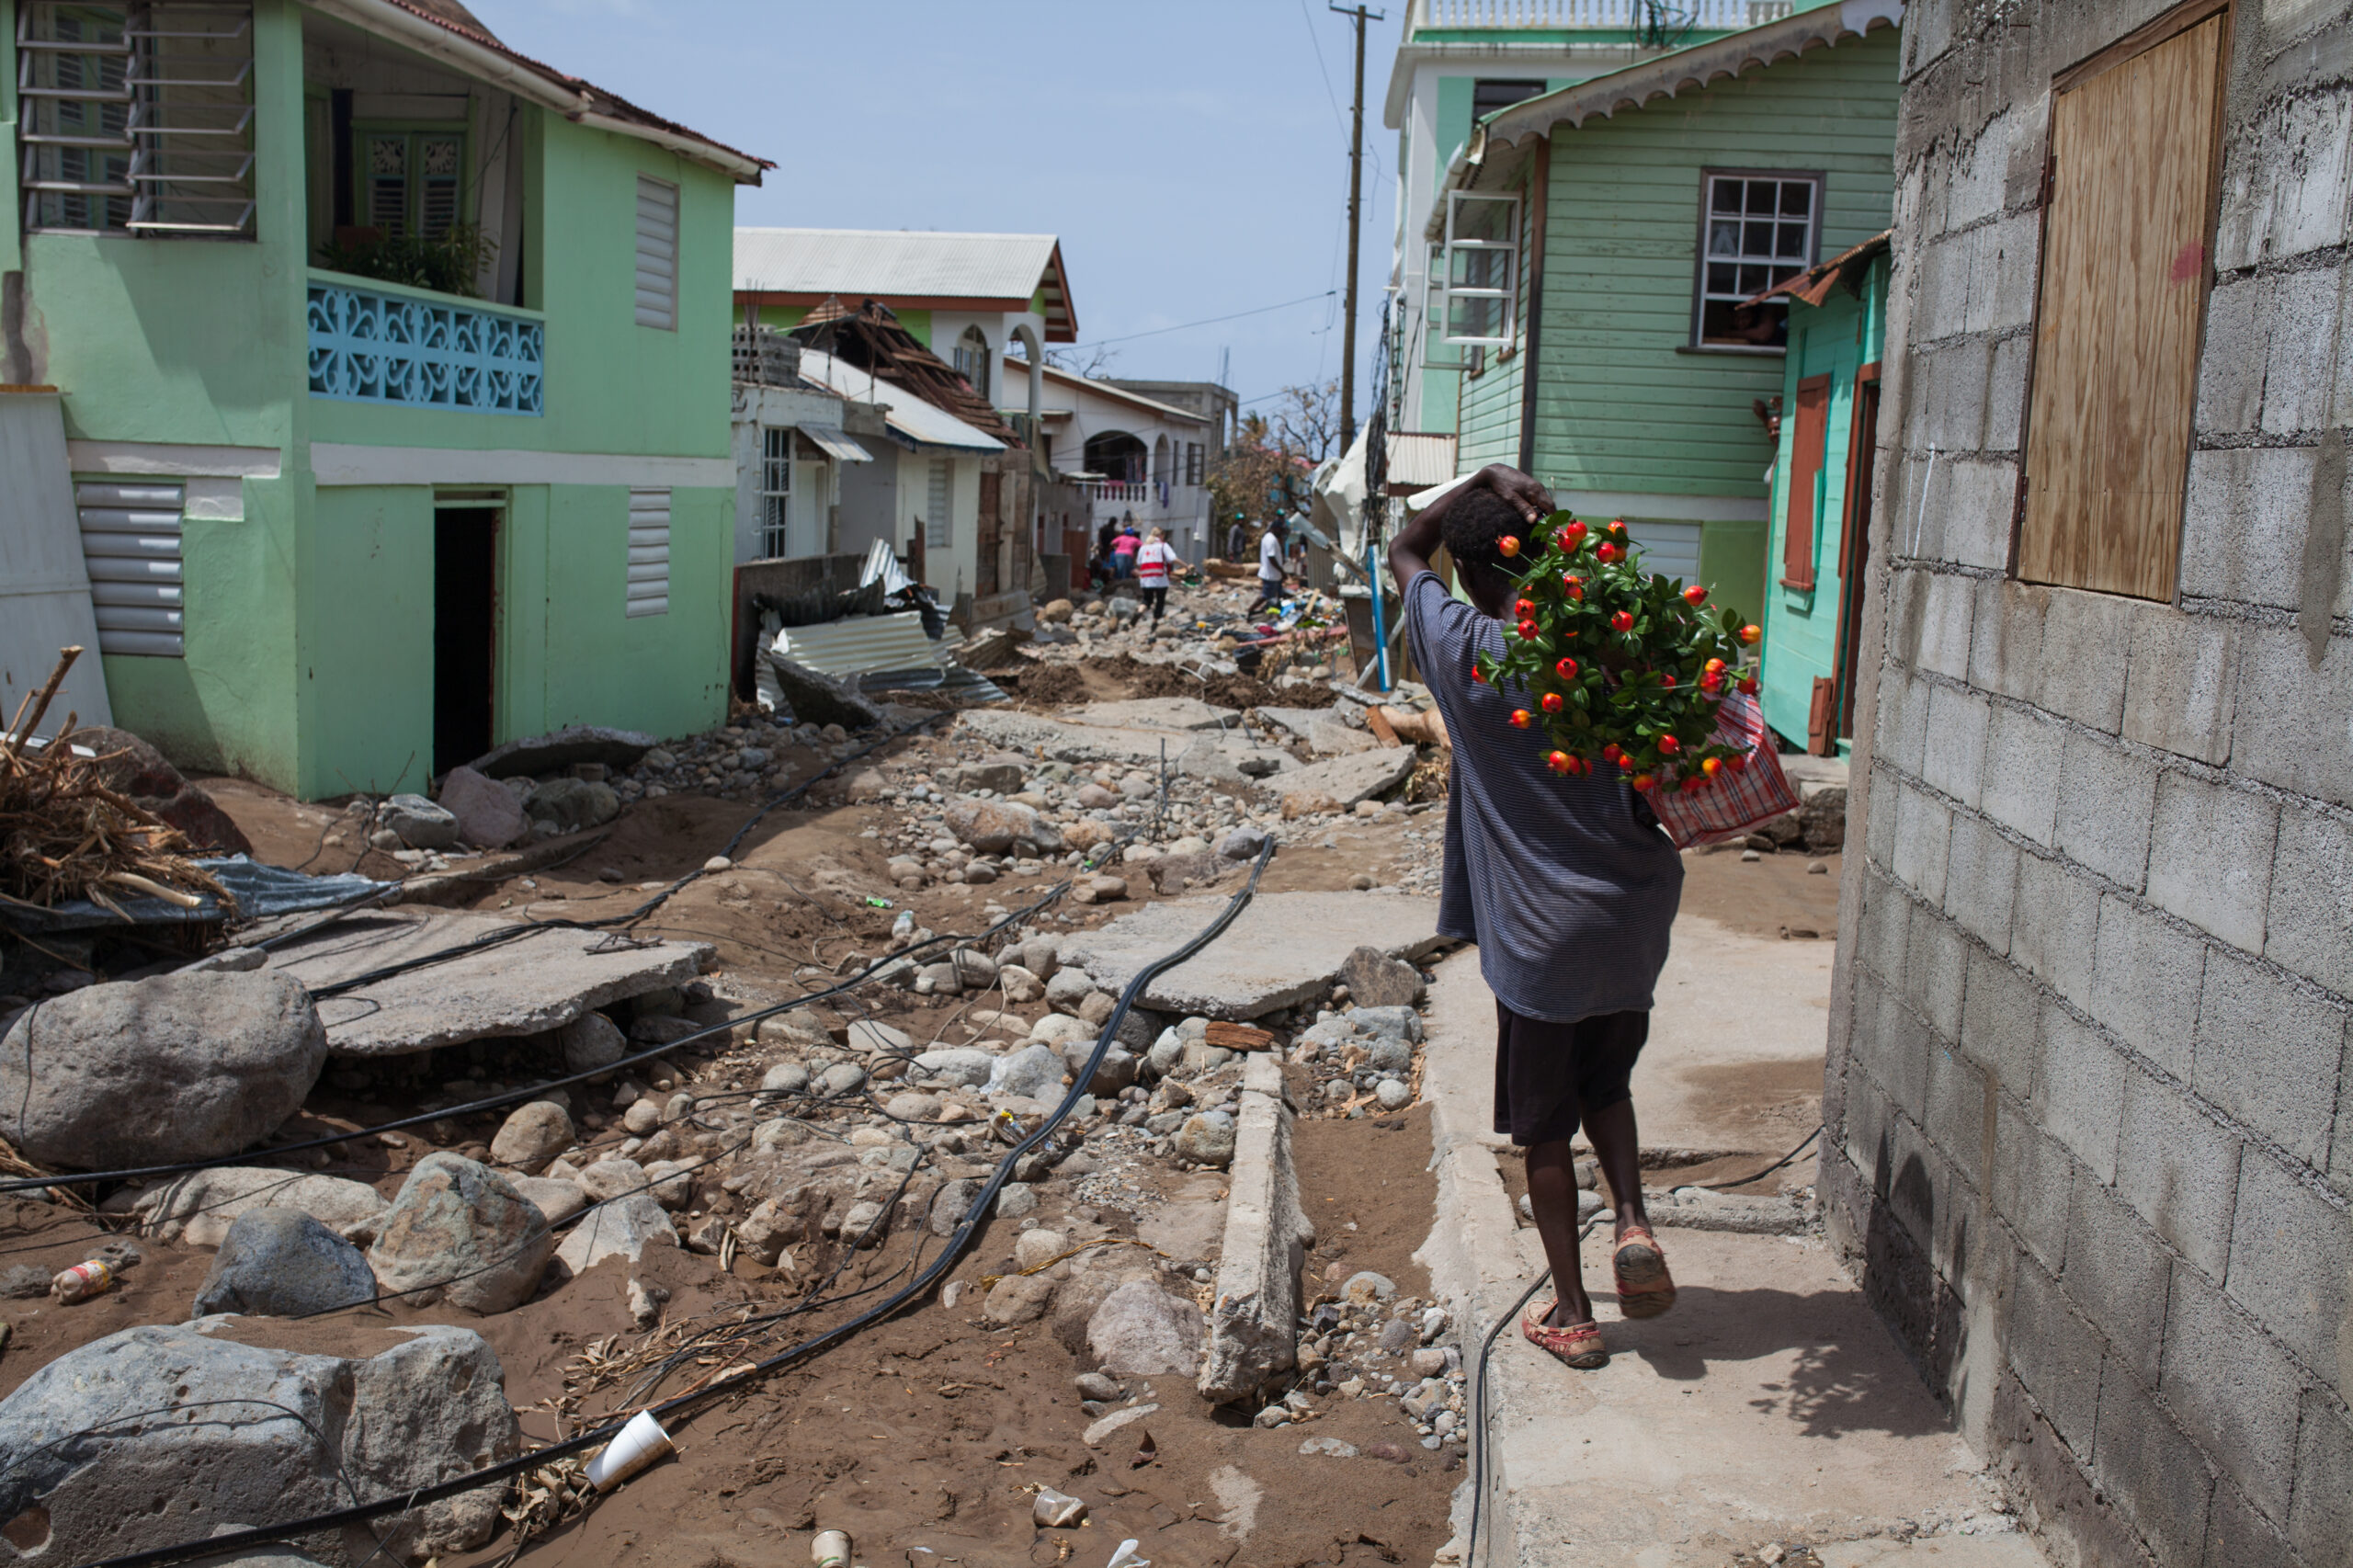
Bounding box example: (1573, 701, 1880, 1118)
(1084, 430, 1145, 483)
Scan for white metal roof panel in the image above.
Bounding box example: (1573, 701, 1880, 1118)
(734, 229, 1058, 300)
(796, 349, 1005, 454)
(774, 611, 944, 677)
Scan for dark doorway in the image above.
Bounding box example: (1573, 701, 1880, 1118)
(433, 506, 499, 775)
(1832, 371, 1881, 744)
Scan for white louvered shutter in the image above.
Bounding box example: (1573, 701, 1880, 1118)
(926, 459, 950, 549)
(634, 176, 677, 330)
(625, 488, 670, 617)
(78, 481, 185, 656)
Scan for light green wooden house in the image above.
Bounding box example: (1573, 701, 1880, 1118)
(1425, 2, 1902, 635)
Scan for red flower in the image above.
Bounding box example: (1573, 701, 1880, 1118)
(1515, 597, 1537, 619)
(1704, 657, 1725, 674)
(1737, 675, 1758, 694)
(1631, 772, 1655, 792)
(1661, 673, 1677, 687)
(1601, 743, 1621, 761)
(1540, 692, 1563, 713)
(1472, 665, 1487, 684)
(1499, 535, 1521, 558)
(1610, 610, 1635, 632)
(1618, 754, 1637, 771)
(1562, 574, 1585, 599)
(1554, 656, 1578, 680)
(1682, 584, 1708, 606)
(1656, 733, 1679, 754)
(1680, 776, 1703, 793)
(1546, 750, 1573, 775)
(1509, 709, 1532, 728)
(1560, 520, 1587, 547)
(1596, 542, 1621, 563)
(1738, 623, 1762, 646)
(1518, 619, 1541, 640)
(1701, 756, 1723, 777)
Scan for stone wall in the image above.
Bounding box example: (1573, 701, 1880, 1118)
(1824, 4, 2353, 1566)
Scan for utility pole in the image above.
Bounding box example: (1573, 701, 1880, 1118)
(1331, 3, 1382, 450)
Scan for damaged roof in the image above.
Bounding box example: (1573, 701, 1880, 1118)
(790, 302, 1018, 452)
(734, 230, 1079, 342)
(310, 0, 770, 181)
(1749, 230, 1893, 308)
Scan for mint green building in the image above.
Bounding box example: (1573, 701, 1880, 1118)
(1405, 2, 1901, 634)
(1756, 235, 1888, 756)
(2, 0, 766, 799)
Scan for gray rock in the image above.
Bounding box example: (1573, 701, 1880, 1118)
(1274, 746, 1416, 810)
(366, 1153, 553, 1314)
(1216, 824, 1271, 862)
(768, 656, 883, 730)
(1300, 1437, 1359, 1458)
(1354, 1005, 1423, 1043)
(1174, 1113, 1237, 1168)
(1145, 1028, 1185, 1078)
(1377, 1316, 1417, 1354)
(1368, 1037, 1414, 1074)
(1083, 1047, 1138, 1098)
(0, 1266, 47, 1300)
(817, 1062, 868, 1096)
(1067, 698, 1237, 732)
(947, 949, 998, 990)
(984, 1273, 1056, 1326)
(910, 1049, 995, 1089)
(0, 971, 327, 1169)
(488, 1101, 574, 1173)
(1016, 934, 1062, 981)
(846, 1018, 913, 1055)
(0, 1320, 517, 1565)
(435, 766, 527, 849)
(555, 1191, 678, 1273)
(1197, 1055, 1315, 1404)
(1059, 892, 1441, 1021)
(1179, 1040, 1235, 1078)
(508, 1176, 588, 1226)
(1044, 968, 1097, 1013)
(524, 778, 620, 834)
(929, 1177, 982, 1237)
(759, 1061, 813, 1096)
(639, 1159, 694, 1210)
(949, 759, 1028, 793)
(1074, 1371, 1122, 1403)
(470, 723, 654, 778)
(191, 1208, 376, 1319)
(884, 1090, 942, 1121)
(1799, 784, 1847, 851)
(575, 1158, 650, 1202)
(991, 1043, 1065, 1100)
(133, 1169, 389, 1250)
(1340, 1270, 1397, 1306)
(996, 1183, 1039, 1220)
(1086, 1280, 1204, 1376)
(1338, 945, 1425, 1009)
(557, 1012, 628, 1074)
(1375, 1079, 1412, 1111)
(381, 792, 460, 850)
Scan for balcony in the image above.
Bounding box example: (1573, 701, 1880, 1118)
(1415, 0, 1770, 26)
(306, 270, 545, 415)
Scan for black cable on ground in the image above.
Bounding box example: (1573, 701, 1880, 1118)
(78, 840, 1276, 1568)
(1694, 1125, 1821, 1190)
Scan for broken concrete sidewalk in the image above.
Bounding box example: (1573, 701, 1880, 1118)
(1274, 745, 1416, 809)
(1198, 1054, 1313, 1403)
(1063, 698, 1239, 733)
(1060, 891, 1441, 1020)
(266, 909, 710, 1056)
(959, 708, 1296, 780)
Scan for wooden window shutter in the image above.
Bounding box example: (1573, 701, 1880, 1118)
(1782, 375, 1831, 590)
(2019, 8, 2226, 600)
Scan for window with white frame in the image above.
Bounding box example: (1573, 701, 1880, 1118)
(925, 459, 950, 550)
(625, 487, 670, 616)
(20, 1, 257, 237)
(759, 426, 792, 559)
(1441, 190, 1517, 347)
(633, 175, 677, 330)
(951, 325, 991, 396)
(1693, 171, 1820, 348)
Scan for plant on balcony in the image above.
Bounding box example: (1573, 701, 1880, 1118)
(319, 223, 496, 300)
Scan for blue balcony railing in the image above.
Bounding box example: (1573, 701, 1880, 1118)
(306, 272, 544, 415)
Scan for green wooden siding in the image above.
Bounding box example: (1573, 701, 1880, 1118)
(1759, 252, 1886, 751)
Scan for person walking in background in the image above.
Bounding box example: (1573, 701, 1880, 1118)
(1387, 464, 1683, 1370)
(1248, 520, 1289, 613)
(1111, 522, 1141, 579)
(1134, 526, 1179, 626)
(1227, 515, 1250, 561)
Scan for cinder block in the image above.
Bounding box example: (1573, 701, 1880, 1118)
(1980, 703, 2063, 845)
(1919, 338, 1990, 452)
(2227, 1149, 2353, 1391)
(2037, 1007, 2127, 1184)
(1984, 335, 2028, 452)
(1969, 577, 2049, 701)
(1922, 684, 1992, 806)
(2065, 1176, 2171, 1387)
(1913, 229, 1975, 345)
(2177, 446, 2314, 610)
(1893, 784, 1955, 904)
(2212, 86, 2353, 272)
(2195, 272, 2269, 436)
(1925, 1040, 1990, 1191)
(2087, 894, 2206, 1079)
(1946, 119, 2006, 232)
(1878, 966, 1938, 1121)
(1904, 901, 1969, 1043)
(2264, 803, 2353, 997)
(1856, 867, 1913, 984)
(2117, 1066, 2243, 1280)
(1995, 1093, 2075, 1278)
(2195, 950, 2346, 1170)
(2094, 1357, 2215, 1568)
(1944, 811, 2020, 954)
(2162, 1261, 2302, 1528)
(1867, 759, 1900, 869)
(1976, 212, 2040, 334)
(2037, 588, 2135, 733)
(2236, 627, 2353, 812)
(1916, 571, 1976, 679)
(2289, 1387, 2353, 1566)
(2202, 1469, 2300, 1568)
(2052, 732, 2156, 892)
(1840, 1045, 1898, 1195)
(1942, 458, 2018, 571)
(2121, 607, 2238, 767)
(2144, 771, 2277, 954)
(1877, 666, 1933, 778)
(2261, 262, 2344, 438)
(2010, 850, 2101, 1008)
(2007, 1254, 2105, 1458)
(1962, 945, 2042, 1091)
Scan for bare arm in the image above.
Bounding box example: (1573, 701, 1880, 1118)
(1386, 463, 1553, 597)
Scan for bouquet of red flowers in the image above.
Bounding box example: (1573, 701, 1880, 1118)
(1471, 514, 1763, 796)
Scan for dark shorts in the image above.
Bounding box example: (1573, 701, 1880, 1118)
(1493, 1003, 1649, 1147)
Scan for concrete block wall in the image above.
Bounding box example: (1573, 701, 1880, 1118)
(1824, 5, 2353, 1567)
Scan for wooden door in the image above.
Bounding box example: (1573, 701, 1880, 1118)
(2018, 10, 2226, 599)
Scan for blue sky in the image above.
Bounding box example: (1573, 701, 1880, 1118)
(476, 0, 1404, 418)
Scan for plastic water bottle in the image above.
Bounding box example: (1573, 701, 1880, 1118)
(892, 910, 915, 943)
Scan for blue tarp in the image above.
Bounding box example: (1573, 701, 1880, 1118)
(0, 856, 393, 935)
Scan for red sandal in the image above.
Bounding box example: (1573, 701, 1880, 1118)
(1520, 1299, 1608, 1369)
(1612, 1226, 1677, 1319)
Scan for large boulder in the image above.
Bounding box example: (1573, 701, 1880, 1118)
(556, 1012, 628, 1074)
(0, 972, 327, 1169)
(132, 1169, 389, 1249)
(467, 724, 654, 779)
(191, 1209, 377, 1319)
(69, 724, 253, 855)
(989, 1043, 1067, 1100)
(767, 656, 883, 731)
(0, 1320, 517, 1564)
(365, 1154, 552, 1314)
(941, 797, 1063, 856)
(488, 1102, 574, 1173)
(555, 1192, 677, 1273)
(379, 794, 459, 850)
(1337, 945, 1424, 1009)
(523, 778, 620, 834)
(1086, 1280, 1203, 1377)
(435, 766, 528, 850)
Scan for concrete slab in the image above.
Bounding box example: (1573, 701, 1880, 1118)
(1643, 913, 1837, 1156)
(267, 909, 710, 1057)
(1060, 891, 1443, 1021)
(1273, 746, 1418, 808)
(958, 710, 1184, 767)
(1199, 1054, 1313, 1403)
(468, 724, 654, 778)
(1416, 950, 2044, 1568)
(1065, 698, 1240, 733)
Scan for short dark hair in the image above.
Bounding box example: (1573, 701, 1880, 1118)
(1439, 484, 1522, 604)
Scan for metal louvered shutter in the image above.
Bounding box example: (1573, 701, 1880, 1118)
(625, 487, 669, 617)
(633, 175, 676, 330)
(78, 480, 184, 656)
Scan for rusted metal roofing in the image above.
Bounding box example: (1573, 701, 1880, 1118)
(790, 301, 1023, 449)
(1748, 230, 1893, 308)
(734, 230, 1079, 343)
(796, 348, 1005, 455)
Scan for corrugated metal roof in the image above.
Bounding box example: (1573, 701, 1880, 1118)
(735, 230, 1057, 302)
(1750, 231, 1893, 308)
(798, 425, 874, 464)
(774, 611, 944, 677)
(797, 349, 1005, 454)
(1384, 432, 1459, 492)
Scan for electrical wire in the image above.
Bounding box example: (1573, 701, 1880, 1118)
(79, 840, 1277, 1568)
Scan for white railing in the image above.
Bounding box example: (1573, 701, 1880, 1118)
(1086, 480, 1151, 504)
(1417, 0, 1765, 27)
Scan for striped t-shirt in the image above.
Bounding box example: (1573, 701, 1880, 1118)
(1404, 570, 1683, 1022)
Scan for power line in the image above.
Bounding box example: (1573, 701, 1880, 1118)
(1065, 290, 1336, 350)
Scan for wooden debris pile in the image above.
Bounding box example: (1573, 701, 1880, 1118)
(1, 648, 228, 916)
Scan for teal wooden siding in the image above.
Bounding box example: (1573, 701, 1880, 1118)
(1526, 28, 1901, 501)
(1759, 253, 1887, 751)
